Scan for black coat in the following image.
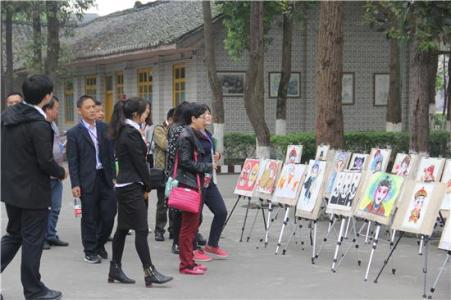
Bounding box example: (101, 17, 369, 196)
(175, 126, 212, 189)
(115, 125, 152, 192)
(66, 120, 115, 194)
(1, 103, 65, 209)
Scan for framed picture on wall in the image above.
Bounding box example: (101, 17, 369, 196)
(374, 73, 390, 106)
(269, 72, 300, 98)
(342, 72, 355, 105)
(217, 72, 246, 96)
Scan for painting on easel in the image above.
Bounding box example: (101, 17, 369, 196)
(368, 148, 391, 172)
(415, 157, 446, 183)
(326, 151, 351, 194)
(315, 145, 330, 161)
(273, 164, 307, 206)
(327, 171, 362, 212)
(254, 159, 283, 199)
(440, 159, 451, 211)
(296, 160, 327, 213)
(348, 153, 369, 171)
(285, 145, 303, 164)
(234, 159, 261, 197)
(391, 153, 418, 177)
(355, 172, 404, 225)
(439, 217, 451, 251)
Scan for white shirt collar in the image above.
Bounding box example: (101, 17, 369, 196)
(125, 119, 141, 131)
(23, 100, 47, 119)
(81, 119, 96, 129)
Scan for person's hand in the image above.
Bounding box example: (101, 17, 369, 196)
(72, 186, 81, 198)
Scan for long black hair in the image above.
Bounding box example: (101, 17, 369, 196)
(109, 97, 148, 139)
(172, 101, 192, 125)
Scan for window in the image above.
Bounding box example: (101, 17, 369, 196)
(64, 80, 74, 123)
(137, 68, 152, 101)
(115, 71, 124, 100)
(85, 75, 97, 97)
(173, 64, 186, 106)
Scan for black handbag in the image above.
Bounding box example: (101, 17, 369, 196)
(149, 168, 166, 190)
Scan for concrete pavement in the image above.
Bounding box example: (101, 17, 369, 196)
(1, 174, 450, 299)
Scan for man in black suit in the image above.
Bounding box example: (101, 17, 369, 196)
(1, 75, 67, 300)
(66, 95, 117, 264)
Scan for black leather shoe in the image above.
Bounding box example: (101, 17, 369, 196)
(155, 232, 165, 242)
(144, 266, 173, 287)
(26, 289, 62, 300)
(47, 238, 69, 247)
(196, 233, 206, 246)
(108, 261, 135, 284)
(171, 243, 179, 254)
(42, 241, 51, 250)
(97, 247, 108, 260)
(84, 255, 101, 264)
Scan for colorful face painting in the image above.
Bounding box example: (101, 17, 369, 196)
(234, 159, 260, 195)
(349, 153, 368, 171)
(392, 153, 415, 176)
(329, 172, 362, 210)
(285, 145, 303, 164)
(416, 157, 445, 183)
(255, 160, 282, 195)
(358, 172, 403, 218)
(296, 160, 327, 212)
(369, 148, 390, 172)
(315, 145, 330, 161)
(440, 160, 451, 210)
(400, 183, 434, 231)
(274, 164, 306, 200)
(326, 151, 351, 194)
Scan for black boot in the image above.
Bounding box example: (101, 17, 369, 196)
(108, 261, 136, 284)
(144, 266, 173, 287)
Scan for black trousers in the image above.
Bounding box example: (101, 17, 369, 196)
(203, 183, 227, 247)
(81, 170, 117, 256)
(154, 187, 169, 234)
(1, 204, 49, 299)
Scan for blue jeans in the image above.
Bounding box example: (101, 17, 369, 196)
(47, 179, 63, 241)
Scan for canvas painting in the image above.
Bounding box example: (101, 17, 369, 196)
(315, 145, 330, 161)
(415, 157, 445, 183)
(439, 217, 451, 251)
(326, 151, 351, 194)
(285, 145, 303, 164)
(440, 159, 451, 210)
(328, 172, 362, 212)
(391, 153, 418, 177)
(368, 148, 391, 173)
(356, 172, 404, 224)
(254, 159, 283, 196)
(273, 164, 307, 206)
(348, 153, 369, 171)
(234, 159, 261, 197)
(296, 160, 327, 213)
(399, 183, 435, 232)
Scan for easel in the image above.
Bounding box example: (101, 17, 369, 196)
(364, 222, 382, 281)
(428, 250, 450, 299)
(260, 201, 281, 248)
(331, 215, 361, 272)
(374, 233, 431, 299)
(245, 198, 268, 243)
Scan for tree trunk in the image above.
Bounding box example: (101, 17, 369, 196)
(202, 1, 225, 163)
(386, 38, 402, 132)
(428, 53, 438, 127)
(275, 4, 294, 136)
(5, 4, 14, 104)
(31, 2, 42, 70)
(45, 1, 60, 78)
(447, 54, 451, 130)
(314, 2, 344, 149)
(244, 1, 271, 158)
(410, 47, 436, 153)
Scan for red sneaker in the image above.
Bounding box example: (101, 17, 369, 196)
(204, 245, 229, 258)
(179, 266, 205, 275)
(194, 263, 208, 271)
(193, 249, 212, 262)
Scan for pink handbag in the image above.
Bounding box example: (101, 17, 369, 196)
(167, 151, 202, 213)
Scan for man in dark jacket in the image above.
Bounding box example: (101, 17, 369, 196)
(66, 95, 117, 264)
(1, 74, 66, 300)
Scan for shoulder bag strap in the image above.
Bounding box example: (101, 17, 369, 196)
(194, 150, 201, 191)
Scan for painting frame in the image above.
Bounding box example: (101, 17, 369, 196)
(217, 71, 246, 97)
(439, 217, 451, 251)
(326, 171, 364, 217)
(234, 158, 261, 197)
(342, 72, 355, 105)
(253, 159, 283, 200)
(415, 156, 446, 183)
(373, 73, 390, 106)
(268, 72, 301, 98)
(273, 164, 307, 207)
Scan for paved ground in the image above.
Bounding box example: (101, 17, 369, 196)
(1, 173, 450, 299)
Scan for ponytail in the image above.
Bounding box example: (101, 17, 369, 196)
(109, 100, 126, 140)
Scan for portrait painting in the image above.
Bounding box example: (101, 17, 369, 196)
(269, 72, 300, 98)
(391, 153, 418, 177)
(348, 153, 369, 172)
(254, 159, 283, 196)
(440, 159, 451, 210)
(315, 145, 330, 161)
(328, 171, 362, 212)
(326, 151, 351, 194)
(296, 160, 327, 213)
(285, 145, 303, 164)
(368, 148, 391, 173)
(439, 217, 451, 251)
(273, 164, 307, 206)
(399, 183, 435, 232)
(356, 172, 404, 224)
(217, 72, 245, 96)
(415, 157, 445, 183)
(234, 159, 261, 197)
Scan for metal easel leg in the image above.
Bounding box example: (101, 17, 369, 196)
(331, 217, 346, 272)
(428, 251, 450, 299)
(364, 223, 381, 281)
(275, 206, 290, 255)
(239, 197, 251, 242)
(223, 195, 241, 229)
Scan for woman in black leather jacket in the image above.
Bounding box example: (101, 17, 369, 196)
(175, 103, 214, 275)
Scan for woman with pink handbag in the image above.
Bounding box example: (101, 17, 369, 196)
(170, 103, 215, 275)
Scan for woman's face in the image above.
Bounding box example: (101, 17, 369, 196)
(205, 110, 213, 125)
(138, 105, 150, 125)
(191, 112, 208, 129)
